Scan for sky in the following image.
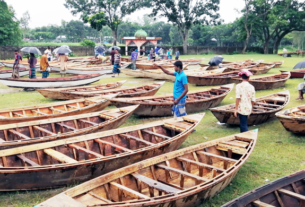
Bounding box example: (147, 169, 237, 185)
(7, 0, 245, 28)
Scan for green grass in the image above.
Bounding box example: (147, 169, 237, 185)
(0, 54, 304, 206)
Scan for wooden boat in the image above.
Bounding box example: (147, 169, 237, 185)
(0, 65, 4, 69)
(108, 84, 234, 117)
(246, 65, 275, 75)
(0, 113, 204, 191)
(275, 105, 305, 134)
(0, 68, 29, 78)
(0, 96, 114, 125)
(187, 71, 239, 86)
(281, 69, 305, 78)
(0, 105, 138, 150)
(51, 64, 114, 75)
(273, 60, 284, 68)
(210, 91, 290, 126)
(0, 74, 104, 89)
(136, 62, 182, 70)
(231, 72, 291, 90)
(58, 82, 165, 100)
(37, 129, 257, 207)
(36, 80, 126, 100)
(0, 60, 40, 68)
(222, 170, 305, 207)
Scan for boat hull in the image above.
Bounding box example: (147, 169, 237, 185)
(51, 67, 112, 75)
(276, 115, 305, 134)
(187, 76, 235, 86)
(281, 70, 305, 78)
(0, 70, 29, 78)
(121, 69, 176, 81)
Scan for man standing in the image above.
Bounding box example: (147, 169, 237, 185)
(112, 49, 121, 77)
(28, 53, 37, 79)
(12, 50, 22, 78)
(234, 69, 256, 132)
(175, 48, 180, 60)
(110, 48, 116, 65)
(40, 51, 50, 78)
(45, 47, 52, 61)
(131, 49, 138, 70)
(169, 47, 173, 59)
(154, 61, 188, 117)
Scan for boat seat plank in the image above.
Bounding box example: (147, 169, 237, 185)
(132, 174, 180, 194)
(120, 134, 155, 146)
(110, 182, 150, 199)
(256, 102, 279, 107)
(252, 200, 276, 207)
(44, 149, 78, 164)
(157, 165, 208, 182)
(254, 105, 276, 110)
(216, 144, 247, 155)
(78, 119, 98, 126)
(164, 121, 193, 132)
(50, 107, 65, 113)
(177, 157, 224, 172)
(94, 139, 133, 152)
(196, 151, 237, 163)
(13, 112, 27, 117)
(8, 129, 31, 140)
(67, 105, 79, 109)
(68, 144, 104, 158)
(56, 123, 77, 131)
(17, 155, 40, 166)
(33, 126, 56, 136)
(32, 110, 49, 116)
(88, 192, 112, 204)
(221, 141, 249, 148)
(142, 130, 171, 140)
(278, 189, 305, 201)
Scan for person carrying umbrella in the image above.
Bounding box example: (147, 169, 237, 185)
(28, 53, 37, 79)
(12, 50, 22, 78)
(40, 51, 50, 78)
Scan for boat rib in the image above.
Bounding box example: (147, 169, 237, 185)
(37, 129, 257, 207)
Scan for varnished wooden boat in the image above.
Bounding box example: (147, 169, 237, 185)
(136, 62, 181, 70)
(0, 74, 104, 89)
(108, 84, 234, 117)
(37, 129, 257, 207)
(0, 68, 29, 78)
(58, 82, 165, 100)
(222, 170, 305, 207)
(36, 80, 126, 100)
(0, 96, 114, 125)
(187, 71, 239, 86)
(210, 91, 290, 126)
(246, 65, 275, 75)
(0, 113, 204, 191)
(0, 60, 40, 68)
(273, 60, 284, 68)
(281, 69, 305, 78)
(51, 63, 113, 75)
(231, 72, 291, 90)
(0, 105, 138, 150)
(276, 105, 305, 134)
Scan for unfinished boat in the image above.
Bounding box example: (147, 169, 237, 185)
(51, 64, 113, 75)
(0, 96, 114, 125)
(246, 65, 275, 75)
(276, 105, 305, 134)
(210, 91, 290, 126)
(0, 68, 29, 78)
(187, 72, 239, 86)
(136, 62, 183, 70)
(281, 69, 305, 78)
(37, 129, 257, 207)
(59, 82, 165, 100)
(36, 80, 126, 100)
(0, 74, 104, 89)
(231, 72, 291, 90)
(222, 170, 305, 207)
(0, 105, 138, 150)
(0, 113, 204, 191)
(108, 84, 234, 117)
(273, 60, 284, 68)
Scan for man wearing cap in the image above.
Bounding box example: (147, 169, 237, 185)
(234, 69, 256, 132)
(12, 50, 22, 78)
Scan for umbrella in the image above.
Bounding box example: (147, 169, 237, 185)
(53, 46, 72, 54)
(293, 60, 305, 69)
(108, 46, 121, 52)
(20, 47, 42, 55)
(208, 56, 224, 66)
(95, 45, 106, 53)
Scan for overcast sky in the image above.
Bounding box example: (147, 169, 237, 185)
(8, 0, 244, 28)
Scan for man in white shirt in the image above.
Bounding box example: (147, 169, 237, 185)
(45, 47, 52, 61)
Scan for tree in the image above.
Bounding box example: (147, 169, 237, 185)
(65, 0, 144, 46)
(146, 0, 221, 54)
(19, 11, 30, 39)
(0, 0, 21, 46)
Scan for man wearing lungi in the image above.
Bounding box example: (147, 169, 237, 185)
(154, 61, 189, 117)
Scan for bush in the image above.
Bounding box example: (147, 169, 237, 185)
(80, 39, 95, 47)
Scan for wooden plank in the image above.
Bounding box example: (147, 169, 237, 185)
(253, 200, 276, 207)
(33, 126, 56, 136)
(110, 182, 150, 199)
(177, 157, 224, 172)
(32, 110, 48, 116)
(17, 154, 40, 167)
(278, 189, 305, 201)
(221, 141, 249, 148)
(50, 107, 65, 113)
(56, 123, 77, 131)
(8, 129, 31, 140)
(142, 130, 171, 140)
(67, 105, 79, 109)
(274, 191, 284, 207)
(196, 151, 237, 163)
(78, 119, 98, 126)
(88, 192, 112, 204)
(216, 144, 247, 155)
(157, 164, 208, 182)
(132, 174, 180, 194)
(44, 148, 78, 164)
(94, 139, 133, 152)
(120, 134, 154, 146)
(13, 112, 27, 117)
(68, 144, 104, 158)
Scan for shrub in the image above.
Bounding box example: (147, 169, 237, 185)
(80, 39, 95, 47)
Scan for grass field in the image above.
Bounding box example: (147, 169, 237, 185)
(0, 54, 304, 206)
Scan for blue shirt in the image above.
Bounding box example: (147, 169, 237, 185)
(173, 71, 188, 100)
(175, 51, 180, 57)
(155, 48, 160, 55)
(131, 51, 138, 60)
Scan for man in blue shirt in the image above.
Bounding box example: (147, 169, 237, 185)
(131, 49, 138, 70)
(154, 61, 188, 117)
(175, 48, 180, 60)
